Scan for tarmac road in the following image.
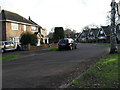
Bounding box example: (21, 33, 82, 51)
(2, 43, 110, 88)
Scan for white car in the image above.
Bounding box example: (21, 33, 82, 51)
(0, 41, 17, 53)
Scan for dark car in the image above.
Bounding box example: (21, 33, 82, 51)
(58, 38, 77, 51)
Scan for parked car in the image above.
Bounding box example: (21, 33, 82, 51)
(0, 41, 17, 53)
(58, 38, 77, 51)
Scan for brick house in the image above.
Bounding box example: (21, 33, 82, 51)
(0, 10, 41, 46)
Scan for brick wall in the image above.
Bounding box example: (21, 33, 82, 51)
(5, 21, 38, 41)
(6, 22, 24, 40)
(29, 44, 58, 50)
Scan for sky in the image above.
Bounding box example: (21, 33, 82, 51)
(0, 0, 119, 33)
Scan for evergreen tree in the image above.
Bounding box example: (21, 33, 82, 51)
(53, 27, 64, 43)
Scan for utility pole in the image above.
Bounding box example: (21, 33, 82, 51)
(110, 0, 118, 54)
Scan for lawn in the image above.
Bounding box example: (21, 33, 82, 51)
(48, 47, 58, 51)
(68, 54, 119, 88)
(97, 43, 111, 47)
(0, 55, 22, 60)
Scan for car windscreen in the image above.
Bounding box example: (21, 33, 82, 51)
(59, 40, 68, 44)
(5, 42, 13, 45)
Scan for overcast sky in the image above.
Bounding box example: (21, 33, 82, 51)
(0, 0, 119, 33)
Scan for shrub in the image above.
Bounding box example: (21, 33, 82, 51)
(20, 32, 38, 46)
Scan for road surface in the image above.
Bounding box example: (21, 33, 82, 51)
(2, 43, 110, 88)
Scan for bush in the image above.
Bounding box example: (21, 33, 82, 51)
(20, 32, 38, 46)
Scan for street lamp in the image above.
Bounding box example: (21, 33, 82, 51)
(110, 0, 118, 54)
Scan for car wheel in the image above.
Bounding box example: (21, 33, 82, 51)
(16, 45, 20, 51)
(58, 47, 61, 51)
(75, 46, 77, 49)
(70, 46, 73, 50)
(1, 49, 4, 53)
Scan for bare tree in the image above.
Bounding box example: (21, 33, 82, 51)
(64, 28, 76, 35)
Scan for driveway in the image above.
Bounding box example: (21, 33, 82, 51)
(2, 43, 110, 88)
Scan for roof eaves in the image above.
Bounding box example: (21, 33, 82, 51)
(2, 10, 36, 25)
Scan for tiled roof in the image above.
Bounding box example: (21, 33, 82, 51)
(1, 10, 38, 25)
(76, 33, 81, 38)
(101, 26, 111, 36)
(82, 30, 89, 37)
(91, 28, 99, 37)
(88, 30, 94, 37)
(28, 16, 38, 25)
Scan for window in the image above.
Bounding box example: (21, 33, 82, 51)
(11, 23, 19, 30)
(100, 30, 103, 34)
(31, 26, 36, 31)
(59, 40, 68, 44)
(90, 32, 93, 35)
(118, 25, 120, 30)
(24, 25, 27, 31)
(5, 41, 13, 45)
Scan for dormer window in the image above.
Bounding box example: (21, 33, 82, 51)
(118, 25, 120, 30)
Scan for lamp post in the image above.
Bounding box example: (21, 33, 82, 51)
(110, 0, 118, 54)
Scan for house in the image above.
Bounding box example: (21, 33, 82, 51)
(95, 25, 111, 43)
(97, 28, 106, 42)
(91, 28, 99, 39)
(97, 26, 111, 43)
(76, 33, 81, 42)
(80, 28, 99, 43)
(64, 33, 79, 40)
(39, 27, 48, 44)
(0, 10, 41, 46)
(74, 33, 80, 39)
(87, 29, 96, 42)
(64, 33, 74, 39)
(101, 26, 111, 43)
(79, 30, 89, 42)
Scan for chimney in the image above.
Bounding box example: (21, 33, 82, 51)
(28, 16, 31, 20)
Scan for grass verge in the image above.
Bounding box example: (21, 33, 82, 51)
(68, 54, 119, 88)
(97, 43, 111, 47)
(0, 55, 22, 60)
(48, 47, 58, 51)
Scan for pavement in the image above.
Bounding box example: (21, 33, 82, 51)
(2, 43, 110, 88)
(2, 47, 52, 57)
